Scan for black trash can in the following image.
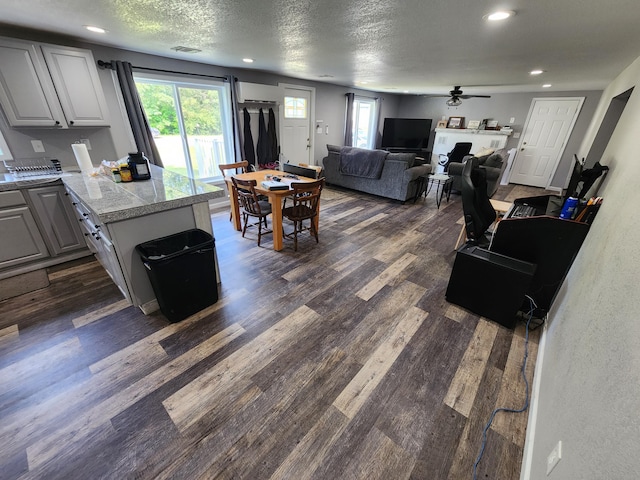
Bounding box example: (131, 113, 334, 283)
(136, 229, 218, 322)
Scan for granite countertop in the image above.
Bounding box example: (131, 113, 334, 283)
(1, 164, 224, 223)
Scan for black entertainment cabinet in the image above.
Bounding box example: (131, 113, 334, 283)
(384, 147, 431, 158)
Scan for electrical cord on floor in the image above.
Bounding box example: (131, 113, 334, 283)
(471, 295, 537, 480)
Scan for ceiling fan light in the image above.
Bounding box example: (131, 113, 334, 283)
(446, 97, 462, 107)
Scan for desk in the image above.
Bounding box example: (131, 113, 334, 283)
(226, 170, 318, 251)
(454, 199, 511, 250)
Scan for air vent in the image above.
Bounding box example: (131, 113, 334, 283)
(171, 46, 202, 54)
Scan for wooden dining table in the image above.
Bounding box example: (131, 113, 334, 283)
(225, 169, 319, 251)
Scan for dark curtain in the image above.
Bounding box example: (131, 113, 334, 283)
(344, 92, 355, 146)
(268, 108, 278, 165)
(112, 60, 162, 166)
(256, 108, 271, 166)
(243, 108, 256, 167)
(226, 75, 244, 163)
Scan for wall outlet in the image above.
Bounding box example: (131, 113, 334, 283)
(546, 440, 562, 475)
(80, 138, 92, 150)
(513, 132, 521, 139)
(31, 140, 45, 153)
(510, 117, 516, 124)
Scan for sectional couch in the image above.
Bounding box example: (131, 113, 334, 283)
(322, 145, 431, 202)
(447, 149, 506, 198)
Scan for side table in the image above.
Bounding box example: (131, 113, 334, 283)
(425, 174, 453, 209)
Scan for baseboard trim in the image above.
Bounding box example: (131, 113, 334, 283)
(139, 299, 159, 315)
(519, 319, 549, 480)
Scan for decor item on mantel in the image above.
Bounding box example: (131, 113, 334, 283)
(467, 120, 481, 130)
(447, 117, 465, 129)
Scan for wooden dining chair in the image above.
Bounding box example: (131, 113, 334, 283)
(282, 178, 325, 251)
(231, 177, 272, 246)
(220, 161, 249, 220)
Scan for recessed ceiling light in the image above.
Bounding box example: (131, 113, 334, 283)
(542, 84, 552, 88)
(84, 25, 107, 34)
(242, 58, 254, 63)
(530, 69, 545, 75)
(403, 90, 409, 93)
(485, 10, 515, 21)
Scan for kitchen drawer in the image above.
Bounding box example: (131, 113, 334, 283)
(0, 190, 26, 208)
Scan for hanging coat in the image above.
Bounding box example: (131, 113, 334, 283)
(256, 108, 271, 166)
(242, 108, 256, 166)
(268, 108, 279, 164)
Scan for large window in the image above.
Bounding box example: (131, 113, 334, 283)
(352, 97, 378, 149)
(134, 73, 234, 182)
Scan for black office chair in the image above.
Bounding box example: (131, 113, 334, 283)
(460, 157, 496, 247)
(440, 142, 472, 172)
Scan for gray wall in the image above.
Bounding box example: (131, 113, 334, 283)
(0, 26, 400, 172)
(521, 55, 640, 479)
(396, 91, 602, 189)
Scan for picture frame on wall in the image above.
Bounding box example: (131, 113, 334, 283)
(447, 116, 465, 129)
(467, 120, 481, 130)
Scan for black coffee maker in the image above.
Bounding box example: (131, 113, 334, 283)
(127, 152, 151, 180)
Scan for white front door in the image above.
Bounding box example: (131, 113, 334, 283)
(279, 86, 312, 165)
(509, 98, 583, 188)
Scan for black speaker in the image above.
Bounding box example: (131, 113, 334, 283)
(445, 245, 536, 328)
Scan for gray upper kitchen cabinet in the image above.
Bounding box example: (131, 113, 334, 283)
(0, 190, 49, 270)
(0, 37, 110, 128)
(27, 185, 86, 256)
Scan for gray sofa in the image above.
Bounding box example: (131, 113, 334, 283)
(322, 145, 431, 202)
(447, 149, 506, 198)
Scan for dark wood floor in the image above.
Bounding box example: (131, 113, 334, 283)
(0, 182, 545, 480)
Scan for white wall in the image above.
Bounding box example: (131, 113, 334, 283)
(525, 55, 640, 479)
(397, 91, 602, 189)
(0, 26, 401, 172)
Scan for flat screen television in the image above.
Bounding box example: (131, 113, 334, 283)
(381, 118, 432, 150)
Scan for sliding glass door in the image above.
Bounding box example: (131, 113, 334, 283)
(134, 73, 234, 182)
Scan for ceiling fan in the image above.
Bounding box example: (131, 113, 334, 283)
(438, 86, 491, 106)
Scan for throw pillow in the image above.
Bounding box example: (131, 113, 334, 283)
(484, 152, 504, 168)
(474, 147, 495, 157)
(475, 154, 491, 165)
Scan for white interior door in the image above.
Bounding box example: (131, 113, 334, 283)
(509, 98, 583, 187)
(279, 86, 312, 165)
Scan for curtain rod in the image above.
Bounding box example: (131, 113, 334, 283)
(97, 60, 229, 81)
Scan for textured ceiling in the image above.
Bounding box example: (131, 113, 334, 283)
(1, 0, 639, 95)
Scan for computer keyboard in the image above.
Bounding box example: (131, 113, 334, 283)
(510, 204, 536, 218)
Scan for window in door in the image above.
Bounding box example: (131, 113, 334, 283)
(352, 97, 378, 149)
(134, 73, 234, 182)
(284, 96, 308, 119)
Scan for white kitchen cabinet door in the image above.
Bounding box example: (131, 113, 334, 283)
(27, 186, 86, 256)
(41, 45, 110, 127)
(0, 37, 66, 127)
(0, 205, 49, 270)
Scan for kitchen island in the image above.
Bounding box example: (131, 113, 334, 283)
(1, 164, 224, 313)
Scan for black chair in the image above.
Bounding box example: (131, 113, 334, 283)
(460, 157, 496, 247)
(231, 177, 272, 246)
(439, 142, 472, 172)
(282, 178, 324, 251)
